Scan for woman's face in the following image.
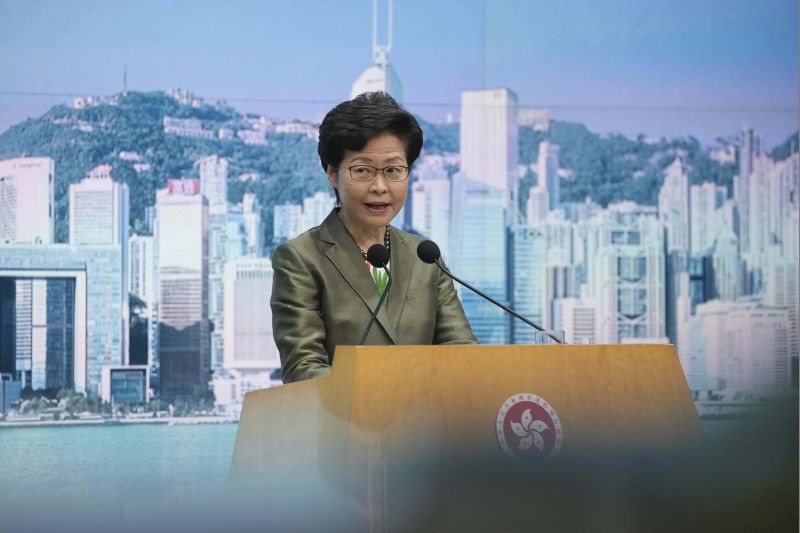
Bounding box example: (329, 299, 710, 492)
(327, 132, 409, 234)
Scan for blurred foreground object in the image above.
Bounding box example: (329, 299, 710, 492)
(231, 344, 706, 530)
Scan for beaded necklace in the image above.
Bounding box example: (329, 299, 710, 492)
(358, 226, 391, 261)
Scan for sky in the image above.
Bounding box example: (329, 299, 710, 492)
(0, 0, 796, 146)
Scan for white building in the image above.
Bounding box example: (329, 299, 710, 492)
(526, 187, 548, 224)
(273, 203, 303, 245)
(129, 235, 155, 314)
(689, 182, 727, 255)
(711, 226, 741, 301)
(410, 178, 451, 259)
(302, 192, 336, 231)
(734, 127, 761, 255)
(275, 121, 318, 140)
(553, 297, 597, 344)
(162, 117, 213, 139)
(764, 256, 800, 363)
(0, 157, 54, 244)
(536, 141, 560, 210)
(459, 88, 519, 223)
(241, 193, 264, 257)
(69, 165, 129, 247)
(585, 203, 665, 344)
(212, 257, 281, 414)
(198, 155, 228, 214)
(517, 108, 550, 131)
(658, 157, 690, 252)
(198, 156, 229, 371)
(236, 130, 268, 146)
(689, 297, 791, 396)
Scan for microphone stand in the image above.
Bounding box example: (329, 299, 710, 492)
(359, 266, 393, 345)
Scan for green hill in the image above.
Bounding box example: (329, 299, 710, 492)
(0, 90, 746, 246)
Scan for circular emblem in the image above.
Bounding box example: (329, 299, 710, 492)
(496, 393, 563, 459)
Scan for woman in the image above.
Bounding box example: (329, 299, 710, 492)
(271, 92, 476, 383)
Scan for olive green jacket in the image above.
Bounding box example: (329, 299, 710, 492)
(271, 209, 477, 383)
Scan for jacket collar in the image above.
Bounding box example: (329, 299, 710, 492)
(319, 209, 414, 343)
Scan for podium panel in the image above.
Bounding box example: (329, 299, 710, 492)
(231, 344, 701, 479)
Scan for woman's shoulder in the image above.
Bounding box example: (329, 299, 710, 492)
(390, 226, 427, 247)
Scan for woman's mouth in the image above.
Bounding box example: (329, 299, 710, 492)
(365, 203, 389, 214)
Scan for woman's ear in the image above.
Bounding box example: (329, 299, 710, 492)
(326, 164, 337, 188)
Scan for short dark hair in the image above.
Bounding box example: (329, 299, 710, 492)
(317, 92, 423, 172)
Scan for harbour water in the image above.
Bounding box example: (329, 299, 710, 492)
(0, 423, 238, 497)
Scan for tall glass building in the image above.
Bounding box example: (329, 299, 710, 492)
(155, 180, 210, 403)
(450, 176, 508, 344)
(510, 226, 546, 343)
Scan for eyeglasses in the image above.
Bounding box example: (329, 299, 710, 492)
(343, 165, 410, 183)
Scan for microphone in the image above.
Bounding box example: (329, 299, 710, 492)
(358, 244, 393, 345)
(417, 240, 564, 344)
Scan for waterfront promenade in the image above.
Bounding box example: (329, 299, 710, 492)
(0, 415, 238, 429)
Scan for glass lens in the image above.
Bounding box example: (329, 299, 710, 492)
(349, 166, 376, 181)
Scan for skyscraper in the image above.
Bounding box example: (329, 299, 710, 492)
(690, 297, 791, 395)
(198, 156, 229, 371)
(68, 164, 130, 368)
(658, 158, 690, 253)
(459, 88, 519, 223)
(689, 182, 726, 255)
(410, 178, 451, 259)
(155, 179, 210, 403)
(734, 127, 761, 255)
(129, 235, 155, 315)
(552, 297, 596, 344)
(198, 155, 228, 213)
(69, 164, 129, 246)
(241, 193, 263, 257)
(450, 176, 508, 343)
(223, 258, 280, 383)
(711, 227, 741, 301)
(0, 157, 54, 244)
(273, 203, 303, 245)
(585, 203, 665, 344)
(510, 225, 546, 343)
(536, 141, 560, 210)
(302, 191, 336, 231)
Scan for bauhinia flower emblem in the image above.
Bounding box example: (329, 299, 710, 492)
(510, 408, 549, 452)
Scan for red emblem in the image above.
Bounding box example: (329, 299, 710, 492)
(496, 394, 563, 459)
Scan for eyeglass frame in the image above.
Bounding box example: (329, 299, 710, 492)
(338, 164, 410, 183)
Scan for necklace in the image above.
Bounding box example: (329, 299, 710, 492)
(359, 226, 391, 260)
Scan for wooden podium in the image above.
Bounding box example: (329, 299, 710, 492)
(230, 344, 701, 529)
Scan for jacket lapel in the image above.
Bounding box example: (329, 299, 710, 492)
(319, 211, 398, 343)
(388, 227, 414, 333)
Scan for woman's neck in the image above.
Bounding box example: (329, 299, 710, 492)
(339, 211, 385, 251)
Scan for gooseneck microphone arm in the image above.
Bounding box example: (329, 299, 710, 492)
(359, 244, 393, 345)
(417, 240, 564, 344)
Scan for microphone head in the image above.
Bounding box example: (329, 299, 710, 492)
(417, 240, 441, 264)
(366, 244, 390, 268)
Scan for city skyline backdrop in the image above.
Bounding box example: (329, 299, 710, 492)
(0, 1, 797, 413)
